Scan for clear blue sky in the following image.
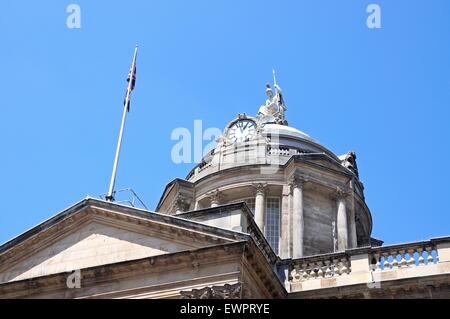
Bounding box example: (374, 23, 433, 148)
(1, 1, 449, 245)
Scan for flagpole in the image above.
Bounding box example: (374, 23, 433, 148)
(106, 45, 138, 202)
(272, 69, 278, 95)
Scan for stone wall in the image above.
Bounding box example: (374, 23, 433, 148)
(303, 190, 335, 255)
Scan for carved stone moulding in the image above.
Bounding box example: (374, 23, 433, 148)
(334, 186, 351, 201)
(174, 194, 191, 212)
(288, 175, 305, 189)
(252, 182, 268, 196)
(206, 189, 224, 206)
(180, 283, 242, 299)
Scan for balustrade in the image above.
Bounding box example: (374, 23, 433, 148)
(290, 254, 351, 282)
(288, 239, 444, 287)
(370, 243, 438, 271)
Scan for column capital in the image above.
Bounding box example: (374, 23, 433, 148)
(334, 187, 351, 200)
(174, 194, 191, 212)
(252, 183, 268, 196)
(207, 189, 223, 205)
(289, 175, 305, 189)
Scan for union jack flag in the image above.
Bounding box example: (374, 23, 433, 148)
(124, 53, 137, 112)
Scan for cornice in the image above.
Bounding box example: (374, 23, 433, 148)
(0, 199, 255, 269)
(177, 201, 279, 266)
(177, 202, 254, 219)
(155, 178, 195, 211)
(0, 241, 250, 298)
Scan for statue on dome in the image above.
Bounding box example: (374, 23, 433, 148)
(256, 70, 288, 126)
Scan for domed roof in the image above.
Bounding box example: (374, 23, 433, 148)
(262, 123, 316, 143)
(185, 78, 344, 182)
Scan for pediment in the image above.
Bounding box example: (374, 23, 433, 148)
(310, 158, 350, 173)
(288, 154, 353, 178)
(0, 199, 242, 284)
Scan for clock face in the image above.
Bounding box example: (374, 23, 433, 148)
(227, 119, 257, 143)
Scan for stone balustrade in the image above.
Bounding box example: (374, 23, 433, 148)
(370, 241, 438, 271)
(284, 236, 450, 294)
(290, 252, 351, 282)
(197, 161, 212, 173)
(267, 146, 292, 156)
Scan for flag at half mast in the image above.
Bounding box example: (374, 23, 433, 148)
(124, 47, 137, 112)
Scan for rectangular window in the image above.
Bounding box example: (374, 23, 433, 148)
(265, 197, 280, 254)
(245, 198, 255, 214)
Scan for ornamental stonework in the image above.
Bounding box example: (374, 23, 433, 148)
(180, 283, 242, 299)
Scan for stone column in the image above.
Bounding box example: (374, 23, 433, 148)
(349, 204, 358, 248)
(291, 177, 304, 259)
(336, 188, 349, 251)
(348, 179, 358, 248)
(280, 184, 291, 259)
(253, 183, 267, 232)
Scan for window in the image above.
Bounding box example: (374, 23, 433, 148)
(265, 197, 280, 254)
(244, 198, 255, 214)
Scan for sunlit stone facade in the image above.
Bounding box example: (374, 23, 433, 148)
(0, 83, 449, 299)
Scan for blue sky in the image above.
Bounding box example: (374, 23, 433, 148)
(0, 1, 449, 245)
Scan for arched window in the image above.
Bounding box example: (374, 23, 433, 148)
(265, 197, 280, 254)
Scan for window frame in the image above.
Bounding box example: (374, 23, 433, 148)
(264, 196, 281, 255)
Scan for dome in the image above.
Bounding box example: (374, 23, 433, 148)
(262, 123, 316, 143)
(157, 80, 372, 258)
(258, 123, 339, 162)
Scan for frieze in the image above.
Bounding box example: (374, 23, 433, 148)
(180, 283, 242, 299)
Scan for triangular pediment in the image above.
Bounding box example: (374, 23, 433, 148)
(0, 199, 243, 284)
(286, 154, 354, 178)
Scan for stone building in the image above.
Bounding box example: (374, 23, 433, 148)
(0, 81, 449, 299)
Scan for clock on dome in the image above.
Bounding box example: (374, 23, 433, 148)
(227, 119, 257, 143)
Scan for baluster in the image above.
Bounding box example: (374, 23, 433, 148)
(310, 263, 318, 279)
(338, 259, 346, 276)
(320, 261, 327, 277)
(399, 250, 407, 268)
(291, 268, 299, 281)
(293, 265, 301, 281)
(303, 269, 310, 281)
(341, 259, 350, 275)
(392, 250, 399, 268)
(302, 263, 309, 281)
(332, 258, 339, 276)
(346, 259, 352, 274)
(407, 249, 416, 267)
(376, 253, 382, 271)
(417, 248, 425, 266)
(382, 252, 390, 270)
(324, 260, 332, 277)
(425, 247, 434, 264)
(317, 261, 324, 278)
